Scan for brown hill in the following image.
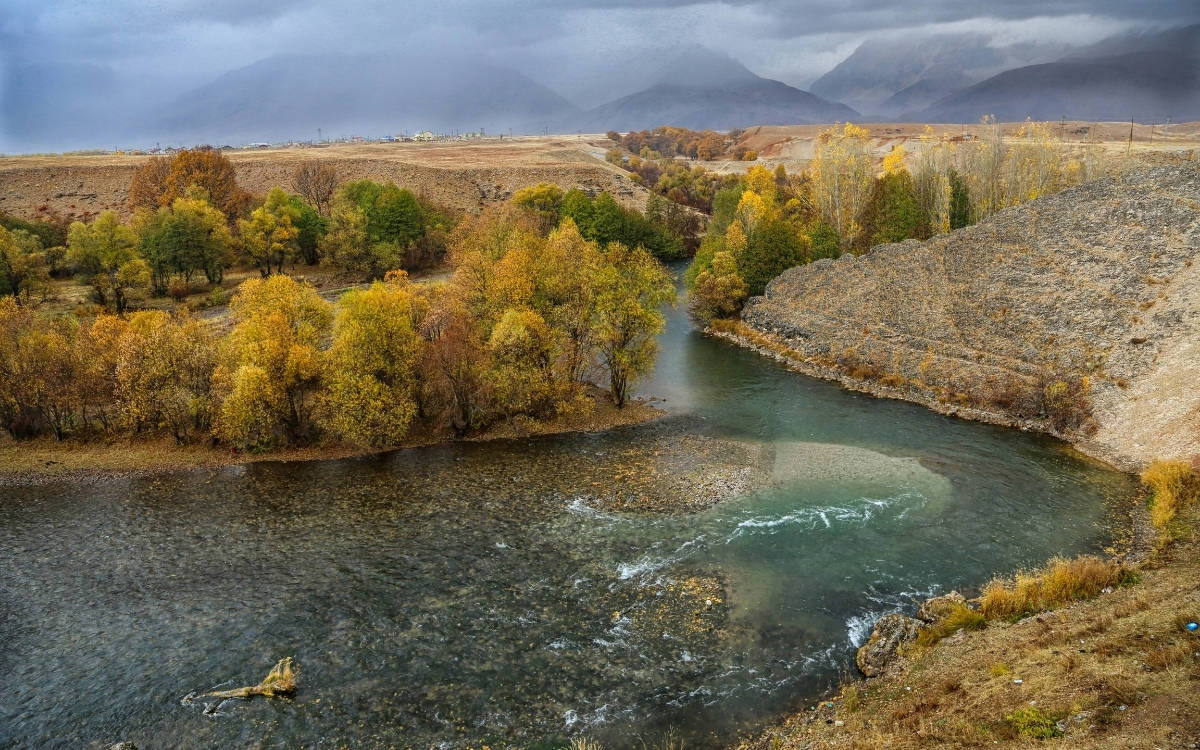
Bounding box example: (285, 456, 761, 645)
(0, 136, 646, 222)
(738, 163, 1200, 470)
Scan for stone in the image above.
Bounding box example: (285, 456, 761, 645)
(855, 613, 921, 678)
(916, 590, 966, 623)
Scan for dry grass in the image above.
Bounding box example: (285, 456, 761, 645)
(1141, 459, 1200, 537)
(201, 657, 298, 700)
(978, 555, 1125, 620)
(916, 602, 986, 647)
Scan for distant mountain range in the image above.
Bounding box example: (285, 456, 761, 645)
(2, 25, 1197, 152)
(911, 25, 1200, 123)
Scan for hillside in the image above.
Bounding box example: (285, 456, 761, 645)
(737, 164, 1200, 471)
(0, 136, 649, 222)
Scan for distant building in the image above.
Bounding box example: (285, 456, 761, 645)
(413, 130, 435, 141)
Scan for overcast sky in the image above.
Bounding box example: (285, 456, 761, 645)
(3, 0, 1196, 93)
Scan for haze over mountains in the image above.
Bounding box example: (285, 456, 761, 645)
(1, 23, 1196, 152)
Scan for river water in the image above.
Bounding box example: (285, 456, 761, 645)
(0, 275, 1135, 749)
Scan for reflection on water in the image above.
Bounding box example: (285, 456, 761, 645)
(0, 271, 1135, 748)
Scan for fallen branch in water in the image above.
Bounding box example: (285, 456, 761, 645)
(201, 657, 298, 701)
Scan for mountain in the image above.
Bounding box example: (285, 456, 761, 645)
(809, 34, 1067, 116)
(534, 43, 762, 109)
(575, 79, 857, 132)
(569, 47, 857, 132)
(154, 52, 580, 144)
(913, 25, 1200, 123)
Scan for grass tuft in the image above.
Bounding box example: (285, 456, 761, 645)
(978, 556, 1124, 621)
(1141, 459, 1200, 538)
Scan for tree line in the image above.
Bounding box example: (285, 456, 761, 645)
(0, 198, 674, 450)
(684, 119, 1111, 322)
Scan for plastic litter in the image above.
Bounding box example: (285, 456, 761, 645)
(1186, 621, 1199, 632)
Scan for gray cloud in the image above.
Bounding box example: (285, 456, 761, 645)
(2, 0, 1196, 150)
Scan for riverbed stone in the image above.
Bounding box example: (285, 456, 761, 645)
(917, 591, 967, 623)
(856, 613, 921, 678)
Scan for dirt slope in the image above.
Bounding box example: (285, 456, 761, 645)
(739, 163, 1200, 470)
(0, 136, 647, 221)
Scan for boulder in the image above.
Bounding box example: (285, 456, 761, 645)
(916, 590, 966, 623)
(856, 613, 921, 677)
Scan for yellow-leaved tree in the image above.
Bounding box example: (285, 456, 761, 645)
(808, 123, 874, 252)
(238, 188, 301, 276)
(592, 242, 675, 407)
(115, 310, 217, 443)
(321, 274, 424, 447)
(214, 275, 332, 450)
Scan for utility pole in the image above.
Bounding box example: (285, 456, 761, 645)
(317, 128, 322, 143)
(1127, 116, 1134, 155)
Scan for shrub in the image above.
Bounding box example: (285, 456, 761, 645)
(1141, 460, 1199, 537)
(168, 277, 190, 301)
(1006, 706, 1062, 739)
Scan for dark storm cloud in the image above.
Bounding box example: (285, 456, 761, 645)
(1, 0, 1196, 151)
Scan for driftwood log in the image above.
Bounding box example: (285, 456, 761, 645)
(201, 657, 298, 701)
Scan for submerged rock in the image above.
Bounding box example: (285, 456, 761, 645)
(916, 590, 967, 623)
(856, 613, 921, 677)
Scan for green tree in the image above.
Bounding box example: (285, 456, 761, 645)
(287, 194, 328, 265)
(859, 169, 929, 250)
(949, 169, 971, 230)
(738, 218, 802, 296)
(592, 242, 675, 407)
(67, 211, 151, 312)
(238, 187, 300, 276)
(138, 193, 234, 291)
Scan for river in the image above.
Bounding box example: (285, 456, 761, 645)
(0, 272, 1136, 749)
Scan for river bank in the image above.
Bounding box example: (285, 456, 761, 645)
(0, 390, 663, 486)
(736, 487, 1200, 750)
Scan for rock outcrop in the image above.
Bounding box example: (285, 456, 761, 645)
(741, 164, 1200, 470)
(916, 591, 967, 623)
(855, 613, 921, 677)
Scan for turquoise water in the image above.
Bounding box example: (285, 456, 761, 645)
(0, 274, 1135, 748)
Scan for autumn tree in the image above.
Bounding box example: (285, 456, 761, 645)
(809, 123, 874, 252)
(291, 161, 339, 216)
(688, 250, 746, 323)
(214, 275, 333, 449)
(131, 148, 249, 220)
(320, 180, 430, 278)
(287, 194, 327, 265)
(128, 156, 171, 213)
(321, 276, 423, 447)
(114, 310, 217, 442)
(592, 242, 674, 407)
(67, 211, 151, 312)
(0, 226, 50, 300)
(512, 183, 564, 232)
(238, 188, 301, 276)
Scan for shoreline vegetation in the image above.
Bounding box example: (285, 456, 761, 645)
(0, 390, 663, 486)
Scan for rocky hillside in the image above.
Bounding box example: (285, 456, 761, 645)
(739, 164, 1200, 470)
